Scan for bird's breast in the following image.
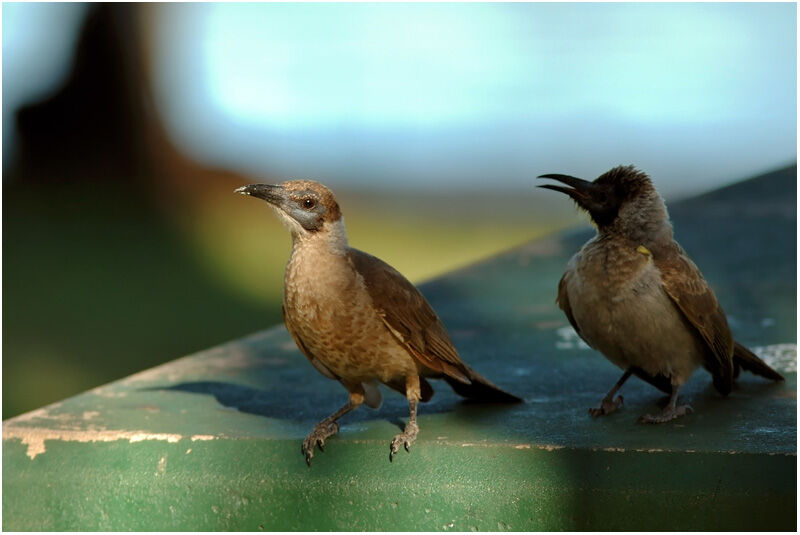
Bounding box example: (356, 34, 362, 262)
(565, 239, 704, 383)
(282, 245, 416, 382)
(571, 239, 657, 301)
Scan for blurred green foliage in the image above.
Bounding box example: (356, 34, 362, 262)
(3, 182, 274, 418)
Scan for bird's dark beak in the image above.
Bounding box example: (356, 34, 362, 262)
(234, 184, 286, 206)
(536, 174, 594, 204)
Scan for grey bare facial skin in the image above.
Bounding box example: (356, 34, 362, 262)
(235, 184, 328, 232)
(236, 179, 520, 465)
(538, 165, 783, 424)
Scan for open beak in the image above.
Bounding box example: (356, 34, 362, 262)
(536, 173, 594, 203)
(234, 184, 286, 205)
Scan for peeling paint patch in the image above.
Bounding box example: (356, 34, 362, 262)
(116, 337, 289, 387)
(9, 407, 50, 423)
(91, 387, 128, 398)
(2, 425, 221, 460)
(555, 326, 590, 350)
(752, 344, 796, 373)
(82, 411, 100, 420)
(534, 320, 564, 330)
(191, 435, 216, 441)
(9, 403, 65, 423)
(537, 444, 565, 452)
(157, 455, 167, 475)
(280, 341, 299, 352)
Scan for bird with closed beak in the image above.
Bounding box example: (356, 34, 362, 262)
(538, 165, 783, 423)
(236, 180, 521, 464)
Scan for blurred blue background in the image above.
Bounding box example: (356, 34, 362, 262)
(5, 2, 796, 194)
(2, 2, 796, 418)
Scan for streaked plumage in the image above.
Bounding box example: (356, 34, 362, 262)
(237, 180, 520, 463)
(539, 166, 783, 423)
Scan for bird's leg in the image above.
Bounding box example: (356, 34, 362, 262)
(638, 385, 693, 424)
(302, 390, 363, 466)
(390, 375, 420, 462)
(589, 369, 632, 416)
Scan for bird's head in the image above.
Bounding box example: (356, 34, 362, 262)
(537, 165, 667, 233)
(235, 180, 345, 244)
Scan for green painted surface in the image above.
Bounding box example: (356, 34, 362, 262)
(3, 167, 796, 530)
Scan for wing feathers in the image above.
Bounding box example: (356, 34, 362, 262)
(348, 248, 472, 384)
(733, 341, 784, 382)
(654, 244, 734, 394)
(557, 270, 582, 336)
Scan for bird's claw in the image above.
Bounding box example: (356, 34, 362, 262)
(638, 404, 693, 424)
(388, 440, 409, 462)
(589, 395, 624, 417)
(389, 423, 418, 462)
(301, 421, 339, 466)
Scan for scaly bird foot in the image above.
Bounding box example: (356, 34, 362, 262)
(389, 422, 419, 462)
(638, 404, 693, 424)
(589, 395, 624, 417)
(302, 420, 339, 466)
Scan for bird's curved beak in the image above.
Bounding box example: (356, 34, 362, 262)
(536, 174, 593, 203)
(234, 184, 286, 206)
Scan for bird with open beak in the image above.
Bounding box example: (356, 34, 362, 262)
(538, 165, 783, 423)
(236, 180, 521, 464)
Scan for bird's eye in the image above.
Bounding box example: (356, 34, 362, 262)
(302, 198, 316, 210)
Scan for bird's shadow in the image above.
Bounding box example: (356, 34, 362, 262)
(145, 380, 520, 431)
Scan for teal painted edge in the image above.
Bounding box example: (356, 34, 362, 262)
(3, 437, 796, 531)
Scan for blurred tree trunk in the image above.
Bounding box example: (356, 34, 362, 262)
(10, 3, 246, 199)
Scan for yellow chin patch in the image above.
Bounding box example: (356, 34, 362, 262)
(636, 244, 652, 257)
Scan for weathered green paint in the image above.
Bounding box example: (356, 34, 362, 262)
(3, 438, 794, 531)
(3, 167, 796, 530)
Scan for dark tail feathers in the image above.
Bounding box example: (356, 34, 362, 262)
(444, 369, 522, 403)
(733, 341, 785, 382)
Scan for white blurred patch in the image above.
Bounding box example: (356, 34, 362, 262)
(751, 344, 796, 374)
(555, 326, 590, 350)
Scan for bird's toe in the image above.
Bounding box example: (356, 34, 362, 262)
(301, 421, 340, 465)
(389, 427, 418, 462)
(638, 404, 692, 424)
(589, 395, 624, 417)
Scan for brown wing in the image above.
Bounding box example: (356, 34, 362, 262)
(347, 248, 471, 384)
(654, 243, 734, 394)
(282, 305, 338, 381)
